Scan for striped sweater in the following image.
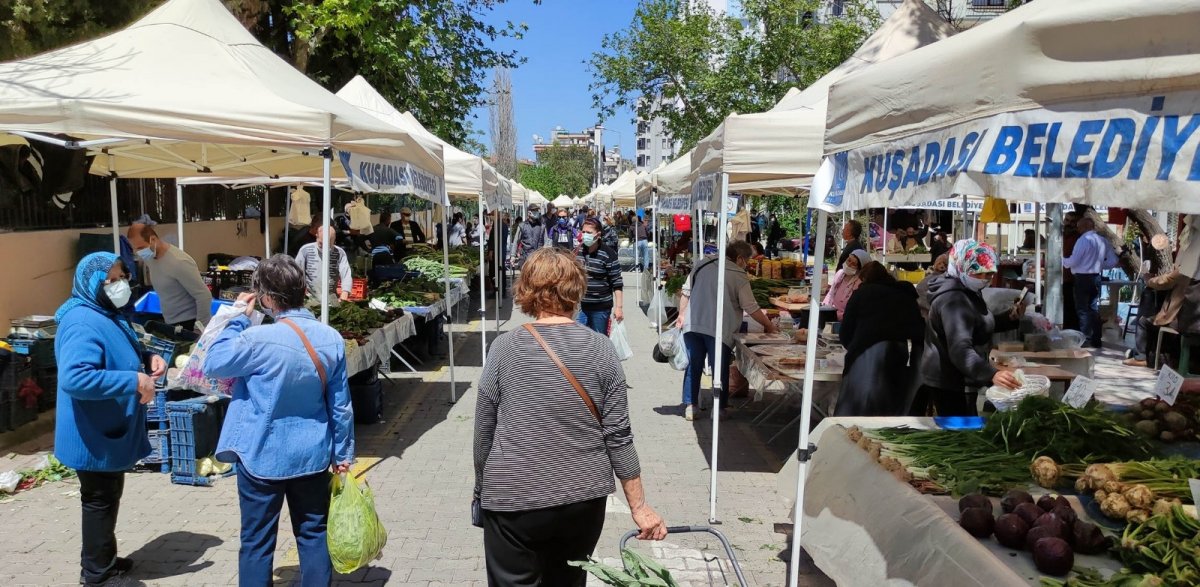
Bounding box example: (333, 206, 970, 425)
(578, 244, 624, 312)
(473, 323, 641, 512)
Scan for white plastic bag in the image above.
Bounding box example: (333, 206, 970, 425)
(176, 302, 263, 396)
(658, 328, 682, 355)
(669, 333, 690, 371)
(646, 290, 670, 327)
(0, 470, 20, 494)
(609, 321, 634, 361)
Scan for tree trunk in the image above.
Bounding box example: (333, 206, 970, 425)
(1129, 209, 1173, 276)
(1076, 205, 1139, 279)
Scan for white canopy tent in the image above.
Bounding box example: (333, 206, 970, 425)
(690, 0, 955, 196)
(551, 194, 574, 208)
(799, 1, 1200, 585)
(0, 0, 447, 329)
(601, 169, 640, 210)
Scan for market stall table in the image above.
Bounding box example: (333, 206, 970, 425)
(344, 313, 417, 376)
(993, 349, 1094, 378)
(782, 417, 1122, 586)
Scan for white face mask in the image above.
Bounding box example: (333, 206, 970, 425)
(962, 275, 990, 292)
(844, 267, 858, 277)
(103, 279, 132, 309)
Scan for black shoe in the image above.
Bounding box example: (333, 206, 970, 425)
(80, 557, 133, 586)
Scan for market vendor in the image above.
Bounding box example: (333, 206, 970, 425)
(294, 225, 352, 303)
(915, 239, 1021, 417)
(389, 206, 426, 245)
(675, 241, 778, 422)
(127, 223, 212, 330)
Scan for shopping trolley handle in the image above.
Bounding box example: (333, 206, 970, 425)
(618, 525, 747, 587)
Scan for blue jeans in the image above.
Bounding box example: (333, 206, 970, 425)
(1073, 273, 1102, 347)
(635, 239, 649, 268)
(682, 332, 733, 408)
(577, 310, 611, 335)
(236, 465, 332, 586)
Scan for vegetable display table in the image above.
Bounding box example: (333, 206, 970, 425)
(779, 417, 1123, 586)
(344, 313, 417, 376)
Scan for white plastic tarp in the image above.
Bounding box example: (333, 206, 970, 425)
(690, 0, 955, 195)
(813, 0, 1200, 213)
(0, 0, 443, 183)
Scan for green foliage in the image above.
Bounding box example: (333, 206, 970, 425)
(0, 0, 537, 147)
(521, 145, 595, 196)
(0, 0, 157, 60)
(589, 0, 881, 150)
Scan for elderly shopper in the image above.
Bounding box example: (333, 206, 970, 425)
(915, 240, 1021, 417)
(577, 218, 624, 334)
(823, 248, 870, 321)
(294, 225, 353, 303)
(676, 241, 779, 421)
(55, 252, 164, 586)
(204, 255, 354, 586)
(127, 223, 213, 330)
(474, 248, 667, 586)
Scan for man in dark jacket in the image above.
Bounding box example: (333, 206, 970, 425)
(836, 262, 925, 416)
(915, 244, 1022, 416)
(836, 219, 865, 270)
(766, 215, 786, 258)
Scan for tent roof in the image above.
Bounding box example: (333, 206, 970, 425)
(824, 0, 1200, 154)
(690, 0, 955, 193)
(651, 151, 694, 197)
(601, 170, 640, 206)
(0, 0, 442, 179)
(335, 76, 497, 203)
(551, 194, 574, 207)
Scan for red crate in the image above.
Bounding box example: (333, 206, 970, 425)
(348, 278, 367, 301)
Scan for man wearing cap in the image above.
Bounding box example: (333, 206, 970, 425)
(389, 207, 426, 249)
(513, 204, 546, 269)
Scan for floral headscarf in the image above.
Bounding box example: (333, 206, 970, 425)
(55, 252, 142, 352)
(945, 239, 998, 284)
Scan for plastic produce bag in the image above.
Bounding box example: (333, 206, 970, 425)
(609, 321, 634, 361)
(657, 328, 682, 355)
(175, 302, 263, 396)
(669, 333, 690, 371)
(328, 473, 388, 574)
(0, 471, 20, 494)
(646, 290, 669, 327)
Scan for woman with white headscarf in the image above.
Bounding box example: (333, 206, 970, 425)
(912, 240, 1022, 416)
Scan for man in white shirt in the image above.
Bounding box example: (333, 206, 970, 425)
(127, 223, 212, 330)
(294, 226, 352, 303)
(1062, 217, 1111, 348)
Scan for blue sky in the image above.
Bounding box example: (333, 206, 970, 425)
(468, 0, 642, 161)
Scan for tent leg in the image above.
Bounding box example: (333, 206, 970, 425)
(444, 194, 459, 403)
(264, 188, 271, 258)
(709, 174, 730, 524)
(319, 151, 332, 325)
(1035, 203, 1043, 308)
(176, 183, 185, 250)
(787, 209, 829, 587)
(109, 155, 120, 254)
(882, 207, 888, 255)
(478, 192, 488, 367)
(653, 193, 661, 336)
(284, 186, 291, 257)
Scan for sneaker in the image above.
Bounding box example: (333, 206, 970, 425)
(1123, 358, 1148, 367)
(80, 558, 133, 586)
(684, 405, 695, 421)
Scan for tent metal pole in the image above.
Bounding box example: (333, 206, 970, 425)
(109, 155, 120, 254)
(882, 207, 889, 256)
(175, 183, 185, 250)
(478, 192, 488, 367)
(653, 191, 661, 336)
(961, 194, 967, 239)
(444, 190, 459, 403)
(709, 173, 730, 524)
(494, 206, 502, 329)
(264, 188, 271, 258)
(284, 187, 291, 256)
(1035, 203, 1043, 307)
(787, 208, 829, 587)
(320, 151, 333, 325)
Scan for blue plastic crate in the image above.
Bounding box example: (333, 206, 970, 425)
(167, 396, 229, 487)
(145, 336, 192, 390)
(138, 428, 171, 473)
(146, 390, 169, 422)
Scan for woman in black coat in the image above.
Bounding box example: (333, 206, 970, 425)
(834, 262, 926, 416)
(913, 240, 1021, 417)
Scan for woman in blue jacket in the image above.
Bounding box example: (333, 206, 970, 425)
(204, 255, 354, 586)
(55, 252, 164, 586)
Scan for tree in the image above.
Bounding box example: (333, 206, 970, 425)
(489, 67, 518, 179)
(1, 0, 537, 146)
(588, 0, 880, 150)
(517, 163, 562, 199)
(537, 145, 595, 196)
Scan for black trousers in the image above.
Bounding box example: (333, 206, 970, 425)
(483, 497, 607, 587)
(909, 385, 978, 417)
(77, 470, 125, 583)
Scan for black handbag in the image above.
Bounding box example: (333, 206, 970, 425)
(471, 498, 483, 528)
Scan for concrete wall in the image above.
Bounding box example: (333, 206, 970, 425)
(0, 217, 286, 329)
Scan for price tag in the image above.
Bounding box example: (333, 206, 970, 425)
(1156, 365, 1185, 406)
(1062, 376, 1097, 409)
(1190, 479, 1200, 519)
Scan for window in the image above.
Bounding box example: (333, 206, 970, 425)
(831, 0, 844, 17)
(971, 0, 1006, 6)
(637, 121, 650, 134)
(661, 137, 669, 148)
(637, 155, 649, 167)
(637, 138, 649, 150)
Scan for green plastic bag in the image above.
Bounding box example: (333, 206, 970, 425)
(327, 473, 388, 574)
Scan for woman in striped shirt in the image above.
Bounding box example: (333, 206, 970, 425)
(474, 247, 667, 586)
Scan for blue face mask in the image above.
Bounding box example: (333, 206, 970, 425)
(558, 217, 568, 227)
(582, 233, 597, 247)
(136, 244, 155, 261)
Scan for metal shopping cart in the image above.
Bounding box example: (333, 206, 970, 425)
(617, 525, 748, 587)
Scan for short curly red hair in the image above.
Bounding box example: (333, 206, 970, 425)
(514, 248, 586, 317)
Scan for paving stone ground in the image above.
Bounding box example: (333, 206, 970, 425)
(0, 274, 830, 587)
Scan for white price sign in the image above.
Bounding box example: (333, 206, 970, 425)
(1190, 479, 1200, 519)
(1062, 376, 1096, 409)
(1156, 365, 1185, 406)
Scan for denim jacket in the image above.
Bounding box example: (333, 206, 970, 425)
(205, 308, 354, 480)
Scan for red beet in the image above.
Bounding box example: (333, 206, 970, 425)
(994, 514, 1030, 549)
(958, 494, 992, 514)
(1072, 522, 1108, 555)
(1001, 489, 1034, 514)
(1050, 505, 1078, 529)
(1025, 524, 1063, 551)
(1038, 494, 1070, 512)
(959, 507, 995, 538)
(1015, 502, 1044, 527)
(1032, 537, 1074, 576)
